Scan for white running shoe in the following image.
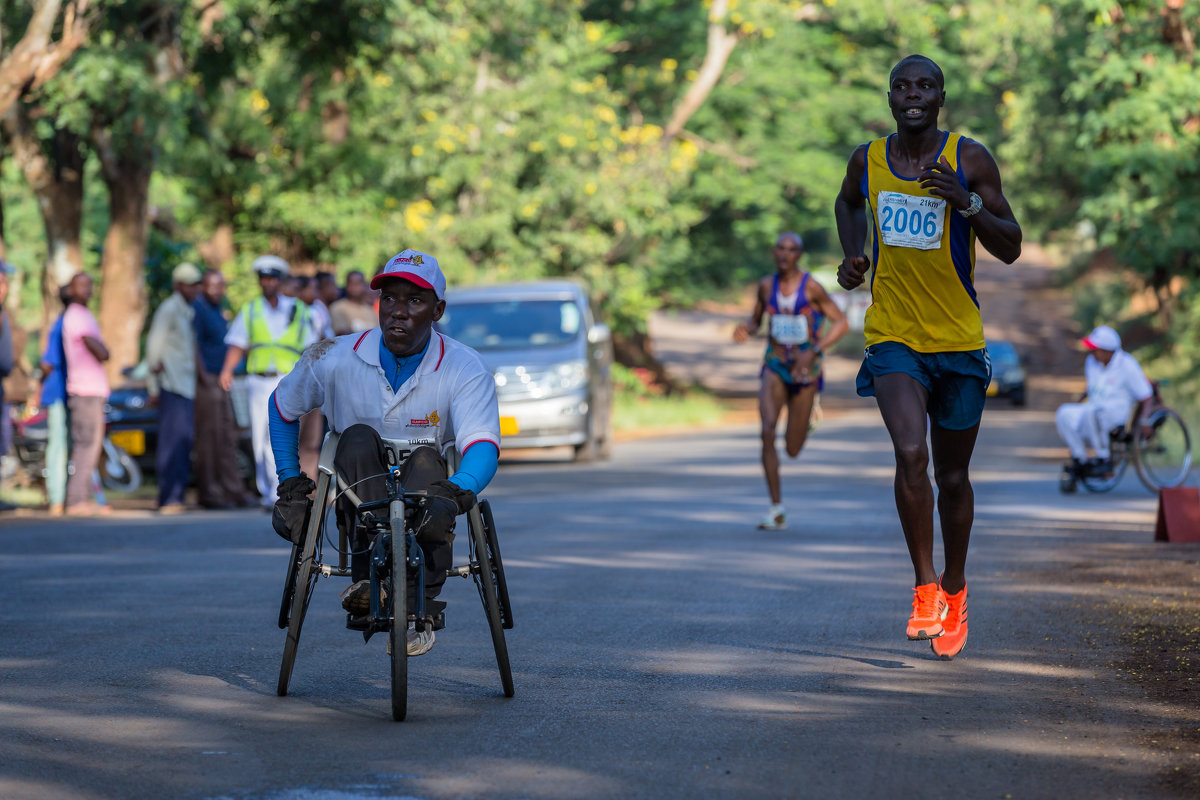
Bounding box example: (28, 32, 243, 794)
(757, 504, 787, 530)
(407, 627, 435, 656)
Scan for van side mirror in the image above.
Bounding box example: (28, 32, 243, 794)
(587, 323, 611, 344)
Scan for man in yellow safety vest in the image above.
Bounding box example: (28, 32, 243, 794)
(219, 255, 316, 509)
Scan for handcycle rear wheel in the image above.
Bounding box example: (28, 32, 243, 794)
(277, 470, 330, 696)
(1134, 408, 1193, 492)
(389, 498, 409, 722)
(468, 503, 514, 697)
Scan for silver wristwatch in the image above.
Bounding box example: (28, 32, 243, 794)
(958, 192, 983, 218)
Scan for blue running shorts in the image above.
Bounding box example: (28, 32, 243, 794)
(855, 341, 992, 430)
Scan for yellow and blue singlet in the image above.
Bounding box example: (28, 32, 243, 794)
(860, 131, 983, 353)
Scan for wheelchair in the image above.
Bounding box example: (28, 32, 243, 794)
(1059, 383, 1193, 495)
(275, 432, 514, 721)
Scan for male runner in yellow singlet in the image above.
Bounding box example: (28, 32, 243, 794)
(834, 55, 1022, 659)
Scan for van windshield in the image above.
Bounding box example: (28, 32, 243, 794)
(438, 299, 582, 351)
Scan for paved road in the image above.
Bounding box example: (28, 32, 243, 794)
(3, 403, 1191, 800)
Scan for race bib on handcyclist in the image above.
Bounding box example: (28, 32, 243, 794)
(877, 191, 946, 250)
(770, 314, 809, 345)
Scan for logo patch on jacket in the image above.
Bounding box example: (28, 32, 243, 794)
(409, 410, 440, 427)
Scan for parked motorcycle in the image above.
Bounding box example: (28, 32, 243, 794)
(10, 406, 143, 493)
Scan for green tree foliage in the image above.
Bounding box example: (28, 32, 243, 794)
(1, 0, 1196, 375)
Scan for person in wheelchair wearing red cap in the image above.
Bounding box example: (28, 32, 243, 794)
(1055, 324, 1152, 476)
(267, 249, 501, 657)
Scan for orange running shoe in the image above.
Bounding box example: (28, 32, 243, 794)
(931, 582, 968, 659)
(906, 582, 948, 640)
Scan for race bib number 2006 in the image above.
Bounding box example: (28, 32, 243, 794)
(877, 191, 946, 250)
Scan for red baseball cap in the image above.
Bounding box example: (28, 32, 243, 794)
(371, 249, 445, 299)
(1081, 325, 1120, 351)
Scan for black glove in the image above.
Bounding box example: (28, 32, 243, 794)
(272, 473, 316, 545)
(428, 479, 477, 515)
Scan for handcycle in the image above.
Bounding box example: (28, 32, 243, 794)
(275, 433, 514, 721)
(1059, 381, 1193, 495)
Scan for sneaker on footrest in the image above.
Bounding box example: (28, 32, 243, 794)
(407, 627, 435, 656)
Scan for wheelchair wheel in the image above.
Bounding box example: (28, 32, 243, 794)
(1079, 434, 1129, 493)
(389, 498, 409, 722)
(1134, 408, 1193, 492)
(1079, 457, 1127, 493)
(479, 500, 514, 630)
(277, 471, 330, 697)
(468, 504, 514, 698)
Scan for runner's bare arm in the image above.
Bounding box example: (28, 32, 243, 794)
(834, 144, 871, 290)
(807, 280, 850, 353)
(733, 278, 768, 343)
(920, 141, 1022, 264)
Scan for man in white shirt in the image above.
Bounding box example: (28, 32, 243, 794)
(269, 248, 500, 656)
(219, 256, 317, 508)
(1055, 324, 1153, 474)
(144, 262, 204, 512)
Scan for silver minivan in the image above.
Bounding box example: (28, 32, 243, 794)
(438, 281, 614, 460)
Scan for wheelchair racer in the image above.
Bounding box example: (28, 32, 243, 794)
(1054, 324, 1152, 476)
(268, 249, 501, 656)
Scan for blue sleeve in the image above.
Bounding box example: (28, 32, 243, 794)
(268, 391, 302, 483)
(43, 320, 64, 369)
(449, 441, 499, 496)
(0, 316, 13, 377)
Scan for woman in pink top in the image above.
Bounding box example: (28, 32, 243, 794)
(61, 274, 112, 515)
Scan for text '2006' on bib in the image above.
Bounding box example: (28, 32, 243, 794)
(877, 191, 946, 250)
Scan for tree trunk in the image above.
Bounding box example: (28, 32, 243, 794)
(93, 132, 153, 382)
(661, 0, 740, 142)
(0, 0, 91, 120)
(3, 104, 85, 334)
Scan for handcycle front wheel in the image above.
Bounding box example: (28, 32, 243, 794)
(278, 541, 302, 630)
(277, 472, 330, 697)
(479, 500, 513, 630)
(468, 502, 514, 698)
(1134, 408, 1193, 492)
(389, 497, 409, 722)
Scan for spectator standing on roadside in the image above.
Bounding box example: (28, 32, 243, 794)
(296, 276, 334, 340)
(219, 256, 315, 509)
(144, 263, 204, 513)
(316, 270, 341, 309)
(62, 273, 111, 516)
(38, 286, 73, 516)
(329, 270, 378, 335)
(193, 270, 251, 509)
(292, 275, 332, 477)
(0, 264, 15, 511)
